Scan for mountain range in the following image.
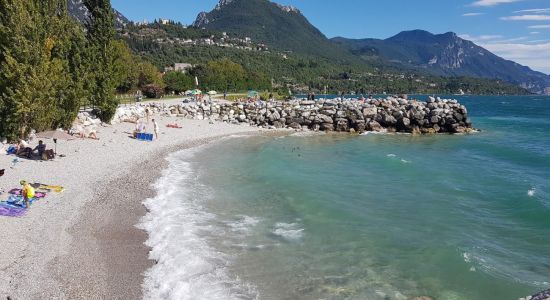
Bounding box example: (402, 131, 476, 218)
(332, 31, 550, 94)
(68, 0, 550, 94)
(192, 0, 549, 94)
(192, 0, 358, 62)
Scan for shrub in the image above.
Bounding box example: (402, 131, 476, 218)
(142, 84, 165, 99)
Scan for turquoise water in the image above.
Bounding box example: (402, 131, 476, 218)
(160, 96, 550, 299)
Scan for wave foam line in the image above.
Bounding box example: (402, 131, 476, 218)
(138, 146, 257, 300)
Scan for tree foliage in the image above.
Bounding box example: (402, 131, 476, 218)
(163, 71, 194, 94)
(83, 0, 118, 122)
(0, 0, 89, 140)
(0, 0, 167, 140)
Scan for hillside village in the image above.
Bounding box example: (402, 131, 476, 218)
(123, 20, 271, 54)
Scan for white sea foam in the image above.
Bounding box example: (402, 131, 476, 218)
(226, 215, 261, 234)
(387, 154, 397, 158)
(528, 188, 536, 197)
(290, 131, 326, 137)
(361, 130, 387, 136)
(400, 159, 411, 164)
(271, 222, 304, 241)
(138, 147, 257, 300)
(463, 252, 471, 263)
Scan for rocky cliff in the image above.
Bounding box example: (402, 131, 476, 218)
(67, 0, 129, 28)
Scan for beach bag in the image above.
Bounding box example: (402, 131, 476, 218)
(6, 146, 16, 154)
(42, 150, 55, 160)
(46, 149, 55, 160)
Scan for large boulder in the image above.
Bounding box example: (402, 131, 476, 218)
(335, 118, 349, 132)
(367, 121, 383, 132)
(362, 107, 378, 118)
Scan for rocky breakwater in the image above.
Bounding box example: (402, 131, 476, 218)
(165, 96, 475, 134)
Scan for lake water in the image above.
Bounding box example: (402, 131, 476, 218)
(141, 95, 550, 300)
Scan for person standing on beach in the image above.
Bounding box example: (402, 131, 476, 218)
(20, 180, 34, 208)
(152, 119, 159, 140)
(145, 107, 151, 124)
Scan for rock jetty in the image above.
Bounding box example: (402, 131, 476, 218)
(110, 96, 475, 134)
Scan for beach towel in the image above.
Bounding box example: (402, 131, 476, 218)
(166, 124, 182, 129)
(3, 195, 40, 209)
(31, 183, 64, 193)
(9, 189, 46, 198)
(0, 204, 26, 217)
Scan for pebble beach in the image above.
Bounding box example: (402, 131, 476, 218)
(0, 104, 266, 299)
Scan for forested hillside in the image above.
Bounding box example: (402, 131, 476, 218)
(122, 22, 528, 96)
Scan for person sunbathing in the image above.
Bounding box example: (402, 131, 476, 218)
(18, 140, 46, 159)
(88, 131, 98, 140)
(35, 140, 46, 157)
(167, 122, 182, 128)
(15, 139, 30, 156)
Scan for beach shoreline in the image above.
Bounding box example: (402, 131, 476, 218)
(54, 134, 260, 299)
(0, 115, 278, 299)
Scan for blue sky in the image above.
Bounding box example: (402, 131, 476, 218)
(111, 0, 550, 73)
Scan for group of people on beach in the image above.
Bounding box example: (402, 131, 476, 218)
(13, 139, 47, 159)
(133, 116, 159, 140)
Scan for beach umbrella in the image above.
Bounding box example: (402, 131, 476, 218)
(184, 90, 192, 95)
(247, 90, 259, 98)
(36, 130, 75, 155)
(191, 89, 202, 95)
(207, 90, 217, 95)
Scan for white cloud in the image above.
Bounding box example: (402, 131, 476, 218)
(501, 15, 550, 21)
(460, 32, 550, 73)
(459, 34, 503, 42)
(530, 31, 540, 34)
(462, 12, 485, 16)
(471, 0, 523, 7)
(528, 24, 550, 28)
(514, 8, 550, 14)
(476, 41, 550, 73)
(492, 36, 529, 43)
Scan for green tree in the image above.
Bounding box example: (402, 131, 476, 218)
(84, 0, 118, 122)
(137, 61, 164, 89)
(163, 71, 193, 94)
(111, 39, 137, 93)
(0, 0, 90, 140)
(203, 59, 246, 92)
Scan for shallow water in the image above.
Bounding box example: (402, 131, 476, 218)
(142, 95, 550, 299)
